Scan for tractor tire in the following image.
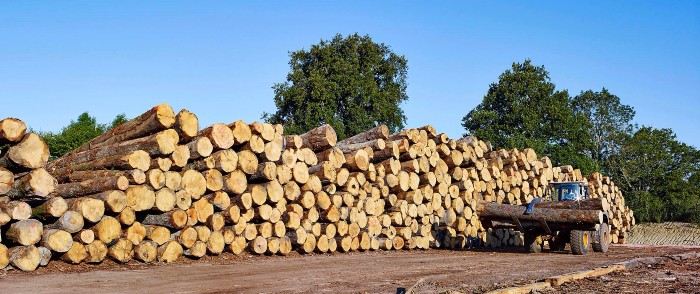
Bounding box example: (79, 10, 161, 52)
(524, 233, 541, 253)
(592, 223, 610, 253)
(570, 230, 590, 255)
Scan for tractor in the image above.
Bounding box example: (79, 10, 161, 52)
(477, 181, 611, 255)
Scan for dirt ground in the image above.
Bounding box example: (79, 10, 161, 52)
(543, 253, 700, 294)
(1, 245, 698, 294)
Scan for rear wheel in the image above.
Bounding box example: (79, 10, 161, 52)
(592, 223, 610, 253)
(570, 230, 590, 255)
(524, 233, 541, 253)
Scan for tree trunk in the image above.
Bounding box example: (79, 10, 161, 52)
(5, 168, 57, 200)
(0, 118, 27, 144)
(338, 124, 388, 145)
(0, 133, 50, 171)
(54, 175, 129, 199)
(6, 219, 43, 245)
(175, 109, 199, 141)
(50, 151, 151, 179)
(475, 200, 604, 224)
(299, 124, 337, 152)
(46, 211, 84, 233)
(9, 245, 40, 271)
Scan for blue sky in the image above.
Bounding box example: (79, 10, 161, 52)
(1, 1, 698, 147)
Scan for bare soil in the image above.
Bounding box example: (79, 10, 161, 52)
(1, 245, 698, 294)
(628, 222, 700, 246)
(542, 254, 700, 294)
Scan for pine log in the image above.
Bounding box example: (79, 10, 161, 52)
(170, 144, 191, 168)
(48, 129, 178, 172)
(109, 238, 134, 263)
(50, 150, 151, 180)
(0, 133, 49, 171)
(151, 157, 172, 171)
(250, 162, 277, 182)
(9, 245, 40, 271)
(31, 197, 68, 219)
(284, 135, 302, 150)
(6, 219, 43, 245)
(154, 188, 177, 212)
(46, 211, 84, 233)
(0, 118, 27, 144)
(197, 123, 234, 150)
(339, 124, 389, 145)
(344, 149, 370, 171)
(228, 120, 252, 146)
(0, 167, 13, 194)
(534, 197, 610, 211)
(66, 169, 146, 185)
(61, 242, 87, 264)
(126, 185, 156, 211)
(54, 175, 129, 198)
(36, 246, 51, 267)
(85, 240, 107, 263)
(74, 229, 95, 244)
(175, 109, 199, 141)
(316, 147, 347, 169)
(164, 171, 182, 190)
(134, 240, 158, 263)
(118, 206, 136, 225)
(299, 124, 337, 152)
(202, 169, 224, 192)
(5, 168, 56, 199)
(237, 150, 259, 175)
(181, 170, 207, 199)
(0, 200, 31, 220)
(67, 198, 105, 223)
(41, 229, 73, 253)
(475, 200, 604, 224)
(187, 137, 213, 159)
(70, 104, 175, 155)
(92, 216, 122, 245)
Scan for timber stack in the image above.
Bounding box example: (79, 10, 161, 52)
(0, 103, 635, 271)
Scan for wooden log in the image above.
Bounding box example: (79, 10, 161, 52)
(46, 210, 84, 233)
(85, 240, 107, 263)
(0, 117, 27, 144)
(0, 244, 7, 269)
(175, 109, 199, 141)
(0, 200, 31, 220)
(0, 167, 14, 195)
(184, 240, 207, 258)
(6, 219, 43, 245)
(4, 168, 57, 199)
(54, 175, 129, 198)
(49, 129, 178, 172)
(534, 197, 610, 211)
(31, 197, 68, 219)
(41, 229, 73, 253)
(124, 222, 147, 245)
(66, 169, 146, 185)
(50, 151, 151, 180)
(151, 157, 172, 171)
(316, 147, 347, 169)
(70, 104, 175, 154)
(134, 240, 158, 263)
(187, 137, 213, 159)
(299, 124, 337, 152)
(0, 133, 50, 171)
(10, 245, 40, 271)
(339, 125, 389, 145)
(237, 150, 259, 175)
(108, 238, 134, 263)
(475, 200, 604, 224)
(92, 216, 122, 245)
(142, 209, 188, 229)
(250, 162, 277, 182)
(37, 246, 51, 267)
(344, 149, 370, 171)
(229, 120, 252, 145)
(197, 123, 234, 150)
(118, 207, 136, 226)
(74, 229, 95, 245)
(170, 144, 191, 168)
(260, 137, 283, 162)
(157, 240, 183, 263)
(181, 170, 206, 199)
(242, 134, 265, 153)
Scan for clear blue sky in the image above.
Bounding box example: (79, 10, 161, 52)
(1, 1, 698, 147)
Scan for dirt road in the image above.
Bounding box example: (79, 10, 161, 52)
(1, 245, 698, 294)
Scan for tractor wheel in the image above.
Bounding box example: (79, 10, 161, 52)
(570, 230, 590, 255)
(592, 223, 610, 253)
(524, 233, 541, 253)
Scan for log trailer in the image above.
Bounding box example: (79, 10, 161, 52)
(476, 181, 611, 255)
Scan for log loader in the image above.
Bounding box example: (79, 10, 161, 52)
(476, 181, 611, 255)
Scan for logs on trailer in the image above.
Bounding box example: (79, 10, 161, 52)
(0, 105, 635, 272)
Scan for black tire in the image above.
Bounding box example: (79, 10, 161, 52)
(592, 223, 610, 253)
(551, 231, 568, 251)
(524, 233, 541, 253)
(570, 230, 590, 255)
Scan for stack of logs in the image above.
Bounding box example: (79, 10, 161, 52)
(0, 103, 635, 271)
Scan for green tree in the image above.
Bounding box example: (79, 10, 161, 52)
(572, 88, 635, 173)
(462, 59, 594, 172)
(606, 127, 700, 223)
(41, 112, 128, 158)
(264, 33, 409, 139)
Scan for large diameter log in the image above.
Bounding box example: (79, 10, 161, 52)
(46, 210, 84, 233)
(41, 229, 73, 253)
(65, 169, 146, 185)
(338, 124, 388, 145)
(175, 109, 199, 141)
(198, 123, 234, 150)
(6, 219, 43, 245)
(534, 198, 610, 212)
(187, 137, 213, 159)
(67, 198, 105, 223)
(0, 201, 31, 220)
(48, 129, 178, 171)
(54, 175, 129, 198)
(50, 150, 151, 179)
(70, 103, 176, 154)
(5, 168, 57, 199)
(126, 185, 156, 211)
(0, 244, 8, 269)
(0, 133, 49, 170)
(31, 197, 68, 219)
(9, 245, 40, 271)
(0, 167, 13, 194)
(92, 216, 122, 245)
(299, 124, 337, 152)
(0, 117, 27, 144)
(475, 200, 604, 225)
(142, 209, 188, 229)
(88, 190, 127, 213)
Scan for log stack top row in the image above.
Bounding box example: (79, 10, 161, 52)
(0, 103, 635, 271)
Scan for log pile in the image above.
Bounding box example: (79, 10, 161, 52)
(0, 104, 635, 271)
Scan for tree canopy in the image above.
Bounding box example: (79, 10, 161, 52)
(264, 33, 409, 139)
(461, 59, 593, 172)
(41, 112, 127, 158)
